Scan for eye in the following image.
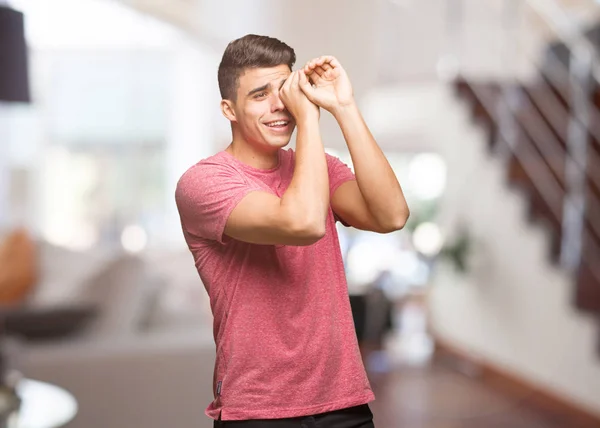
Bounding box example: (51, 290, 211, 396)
(254, 91, 267, 99)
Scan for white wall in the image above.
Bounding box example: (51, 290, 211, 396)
(0, 104, 42, 232)
(162, 36, 223, 249)
(426, 83, 600, 417)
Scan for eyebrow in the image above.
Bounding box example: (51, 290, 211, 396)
(247, 79, 287, 97)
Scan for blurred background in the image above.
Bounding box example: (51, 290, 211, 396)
(1, 0, 600, 427)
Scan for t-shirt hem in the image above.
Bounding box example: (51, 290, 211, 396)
(206, 391, 375, 421)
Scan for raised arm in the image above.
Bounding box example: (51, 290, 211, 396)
(302, 56, 409, 232)
(224, 70, 329, 246)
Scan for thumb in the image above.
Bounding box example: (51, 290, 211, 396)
(298, 71, 316, 102)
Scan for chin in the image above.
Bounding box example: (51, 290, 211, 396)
(274, 136, 292, 147)
(263, 133, 293, 150)
(261, 123, 295, 147)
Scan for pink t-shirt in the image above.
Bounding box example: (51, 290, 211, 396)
(175, 148, 374, 421)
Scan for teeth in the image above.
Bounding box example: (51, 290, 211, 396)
(266, 121, 288, 127)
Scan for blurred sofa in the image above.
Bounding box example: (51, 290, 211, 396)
(15, 241, 217, 428)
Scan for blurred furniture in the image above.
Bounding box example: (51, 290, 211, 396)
(13, 378, 77, 428)
(350, 291, 393, 347)
(0, 4, 30, 103)
(15, 242, 216, 428)
(0, 228, 38, 306)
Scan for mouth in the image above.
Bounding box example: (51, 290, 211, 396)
(263, 119, 292, 132)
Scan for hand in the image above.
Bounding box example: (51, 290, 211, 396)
(279, 70, 320, 122)
(301, 56, 355, 114)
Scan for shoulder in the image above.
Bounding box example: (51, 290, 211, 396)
(176, 152, 242, 192)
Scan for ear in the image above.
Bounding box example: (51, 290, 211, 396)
(220, 99, 237, 122)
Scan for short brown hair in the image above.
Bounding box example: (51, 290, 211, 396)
(218, 34, 296, 102)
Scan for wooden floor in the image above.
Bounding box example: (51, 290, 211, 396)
(360, 297, 572, 428)
(367, 362, 566, 428)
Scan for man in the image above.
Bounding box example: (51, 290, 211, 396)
(175, 34, 409, 427)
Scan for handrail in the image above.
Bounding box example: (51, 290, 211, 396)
(526, 0, 600, 84)
(487, 12, 600, 238)
(524, 78, 600, 229)
(449, 0, 600, 282)
(467, 85, 564, 220)
(523, 60, 600, 194)
(507, 0, 600, 274)
(468, 83, 600, 282)
(539, 51, 600, 152)
(516, 94, 600, 240)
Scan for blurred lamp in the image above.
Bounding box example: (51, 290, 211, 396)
(408, 153, 446, 200)
(0, 4, 30, 103)
(412, 222, 444, 257)
(121, 224, 148, 253)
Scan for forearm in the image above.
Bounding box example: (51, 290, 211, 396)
(281, 118, 329, 233)
(334, 103, 409, 229)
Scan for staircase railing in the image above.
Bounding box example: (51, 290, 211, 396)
(443, 0, 600, 283)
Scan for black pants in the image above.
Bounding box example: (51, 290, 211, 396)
(214, 404, 374, 428)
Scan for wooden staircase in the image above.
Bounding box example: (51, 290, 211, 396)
(452, 44, 600, 340)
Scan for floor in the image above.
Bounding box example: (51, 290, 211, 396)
(368, 364, 565, 428)
(362, 296, 568, 428)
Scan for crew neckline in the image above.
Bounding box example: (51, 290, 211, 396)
(221, 149, 283, 173)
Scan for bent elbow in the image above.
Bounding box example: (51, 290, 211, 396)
(290, 218, 326, 245)
(302, 221, 326, 244)
(380, 210, 410, 233)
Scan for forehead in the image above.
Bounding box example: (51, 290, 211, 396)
(238, 64, 291, 91)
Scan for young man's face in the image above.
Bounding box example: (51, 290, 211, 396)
(225, 64, 296, 151)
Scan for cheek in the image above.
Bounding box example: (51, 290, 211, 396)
(242, 105, 267, 128)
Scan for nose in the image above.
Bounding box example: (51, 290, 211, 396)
(271, 91, 285, 113)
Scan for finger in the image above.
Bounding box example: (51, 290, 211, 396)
(305, 71, 317, 86)
(298, 70, 316, 101)
(287, 70, 300, 93)
(321, 62, 333, 72)
(304, 68, 316, 79)
(304, 61, 317, 73)
(305, 70, 317, 84)
(320, 63, 335, 78)
(318, 55, 341, 69)
(281, 74, 290, 93)
(281, 71, 295, 93)
(312, 65, 326, 78)
(308, 57, 325, 70)
(304, 62, 318, 78)
(291, 70, 300, 88)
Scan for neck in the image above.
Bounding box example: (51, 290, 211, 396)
(226, 134, 280, 170)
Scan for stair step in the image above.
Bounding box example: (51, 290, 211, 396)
(454, 79, 501, 151)
(453, 76, 600, 321)
(524, 84, 600, 203)
(575, 236, 600, 313)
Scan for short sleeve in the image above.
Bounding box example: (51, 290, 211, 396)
(326, 153, 356, 226)
(326, 153, 356, 196)
(175, 162, 262, 243)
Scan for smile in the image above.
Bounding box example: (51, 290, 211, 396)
(264, 120, 290, 128)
